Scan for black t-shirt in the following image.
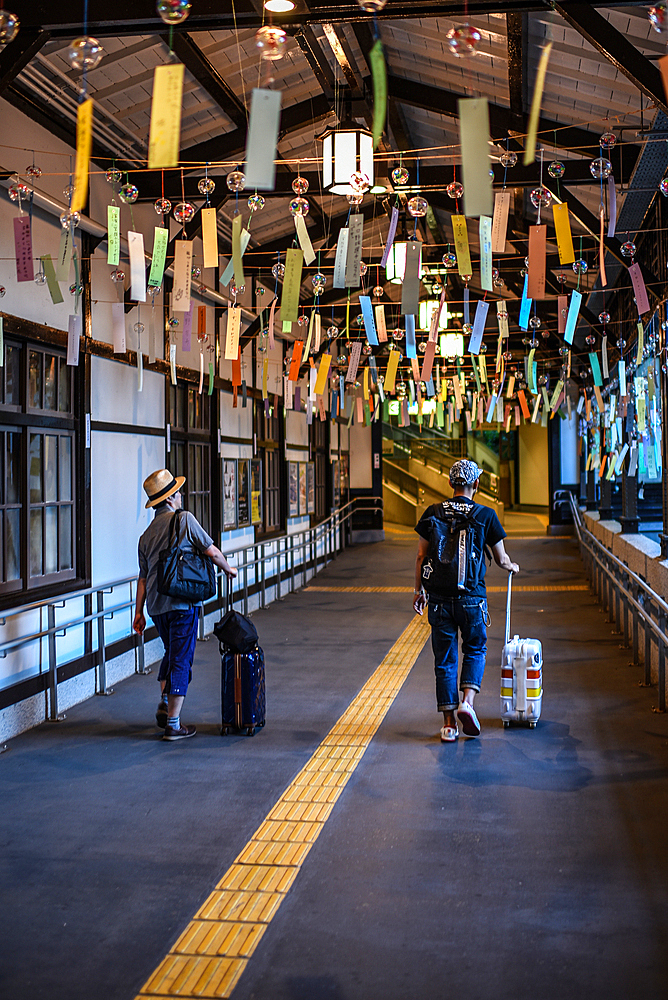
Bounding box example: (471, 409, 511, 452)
(415, 497, 506, 598)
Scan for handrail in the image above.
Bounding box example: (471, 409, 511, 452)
(0, 497, 383, 725)
(567, 492, 666, 712)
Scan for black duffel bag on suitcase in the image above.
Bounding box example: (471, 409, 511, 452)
(215, 579, 265, 737)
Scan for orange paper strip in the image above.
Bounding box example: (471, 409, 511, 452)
(517, 389, 531, 420)
(288, 340, 304, 381)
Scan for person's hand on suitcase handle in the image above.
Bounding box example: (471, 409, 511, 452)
(204, 543, 238, 579)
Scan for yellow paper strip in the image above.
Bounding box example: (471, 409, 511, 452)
(385, 348, 400, 394)
(148, 63, 185, 169)
(458, 98, 493, 218)
(71, 98, 93, 214)
(452, 215, 472, 278)
(314, 353, 332, 395)
(201, 207, 218, 270)
(363, 366, 369, 400)
(224, 306, 241, 360)
(294, 215, 316, 265)
(524, 42, 552, 166)
(636, 322, 644, 365)
(552, 203, 575, 265)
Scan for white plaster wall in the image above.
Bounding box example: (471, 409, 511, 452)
(90, 429, 165, 591)
(220, 388, 253, 448)
(91, 354, 164, 427)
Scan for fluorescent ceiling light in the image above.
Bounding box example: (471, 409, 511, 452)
(264, 0, 295, 11)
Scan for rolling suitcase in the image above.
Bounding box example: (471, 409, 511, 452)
(500, 573, 543, 728)
(216, 579, 266, 737)
(220, 647, 266, 736)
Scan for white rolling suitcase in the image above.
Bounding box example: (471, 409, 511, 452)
(500, 574, 543, 728)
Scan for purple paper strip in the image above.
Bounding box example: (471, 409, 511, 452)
(181, 303, 193, 352)
(380, 206, 399, 269)
(14, 216, 34, 282)
(468, 300, 489, 355)
(463, 286, 470, 326)
(628, 262, 649, 316)
(607, 175, 616, 238)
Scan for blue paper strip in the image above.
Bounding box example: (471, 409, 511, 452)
(406, 314, 416, 359)
(368, 355, 378, 383)
(359, 295, 378, 346)
(564, 289, 582, 345)
(468, 299, 489, 355)
(425, 378, 435, 397)
(519, 274, 532, 331)
(463, 286, 470, 326)
(339, 375, 345, 410)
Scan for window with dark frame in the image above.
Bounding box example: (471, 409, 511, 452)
(254, 399, 282, 535)
(0, 339, 76, 596)
(310, 417, 329, 521)
(168, 384, 213, 536)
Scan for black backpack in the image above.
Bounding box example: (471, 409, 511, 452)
(421, 501, 490, 597)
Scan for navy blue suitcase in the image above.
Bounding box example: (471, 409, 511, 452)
(220, 647, 266, 736)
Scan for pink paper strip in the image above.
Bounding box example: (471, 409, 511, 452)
(14, 216, 34, 282)
(607, 175, 616, 237)
(420, 341, 437, 382)
(429, 288, 447, 342)
(557, 294, 568, 335)
(628, 262, 649, 316)
(181, 303, 193, 352)
(599, 206, 607, 288)
(380, 206, 399, 268)
(268, 296, 277, 349)
(411, 357, 420, 381)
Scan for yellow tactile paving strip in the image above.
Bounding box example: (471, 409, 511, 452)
(135, 614, 431, 1000)
(305, 585, 589, 593)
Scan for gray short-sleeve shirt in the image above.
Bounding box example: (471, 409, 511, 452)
(138, 509, 214, 617)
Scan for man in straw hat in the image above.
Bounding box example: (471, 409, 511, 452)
(413, 459, 518, 743)
(133, 469, 237, 741)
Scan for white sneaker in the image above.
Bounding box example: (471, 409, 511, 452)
(440, 725, 458, 742)
(458, 702, 481, 737)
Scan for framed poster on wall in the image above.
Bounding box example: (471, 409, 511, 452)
(223, 459, 237, 530)
(250, 459, 262, 525)
(332, 460, 341, 508)
(298, 462, 307, 516)
(306, 461, 315, 514)
(288, 461, 299, 517)
(237, 459, 250, 527)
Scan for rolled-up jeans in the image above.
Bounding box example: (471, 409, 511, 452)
(427, 596, 488, 711)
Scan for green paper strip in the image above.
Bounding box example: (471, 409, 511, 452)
(41, 254, 64, 304)
(470, 354, 481, 392)
(528, 348, 536, 392)
(149, 227, 168, 288)
(208, 362, 214, 396)
(280, 247, 303, 323)
(282, 321, 292, 334)
(107, 205, 120, 266)
(589, 351, 603, 387)
(369, 39, 387, 151)
(232, 214, 245, 290)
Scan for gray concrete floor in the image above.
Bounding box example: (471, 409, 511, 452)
(2, 530, 668, 1000)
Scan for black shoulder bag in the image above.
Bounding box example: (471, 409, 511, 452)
(157, 511, 217, 603)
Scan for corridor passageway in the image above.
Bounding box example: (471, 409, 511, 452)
(2, 528, 667, 1000)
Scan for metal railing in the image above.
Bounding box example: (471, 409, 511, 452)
(383, 425, 500, 501)
(0, 497, 383, 725)
(567, 491, 666, 712)
(382, 459, 424, 505)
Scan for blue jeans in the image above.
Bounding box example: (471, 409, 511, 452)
(154, 608, 200, 698)
(427, 596, 489, 711)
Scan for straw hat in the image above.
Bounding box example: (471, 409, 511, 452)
(143, 469, 186, 508)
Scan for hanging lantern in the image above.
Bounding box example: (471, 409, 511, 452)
(386, 241, 426, 284)
(419, 299, 450, 332)
(318, 120, 374, 196)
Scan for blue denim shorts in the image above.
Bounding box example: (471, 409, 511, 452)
(154, 608, 199, 698)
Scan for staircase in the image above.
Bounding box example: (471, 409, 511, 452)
(382, 424, 505, 527)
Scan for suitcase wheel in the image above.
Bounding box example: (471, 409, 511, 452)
(529, 721, 537, 729)
(245, 726, 255, 737)
(221, 725, 233, 736)
(503, 721, 510, 729)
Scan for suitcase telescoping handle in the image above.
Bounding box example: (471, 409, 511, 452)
(226, 572, 233, 614)
(505, 571, 513, 646)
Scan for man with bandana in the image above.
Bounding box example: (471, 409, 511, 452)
(413, 459, 519, 742)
